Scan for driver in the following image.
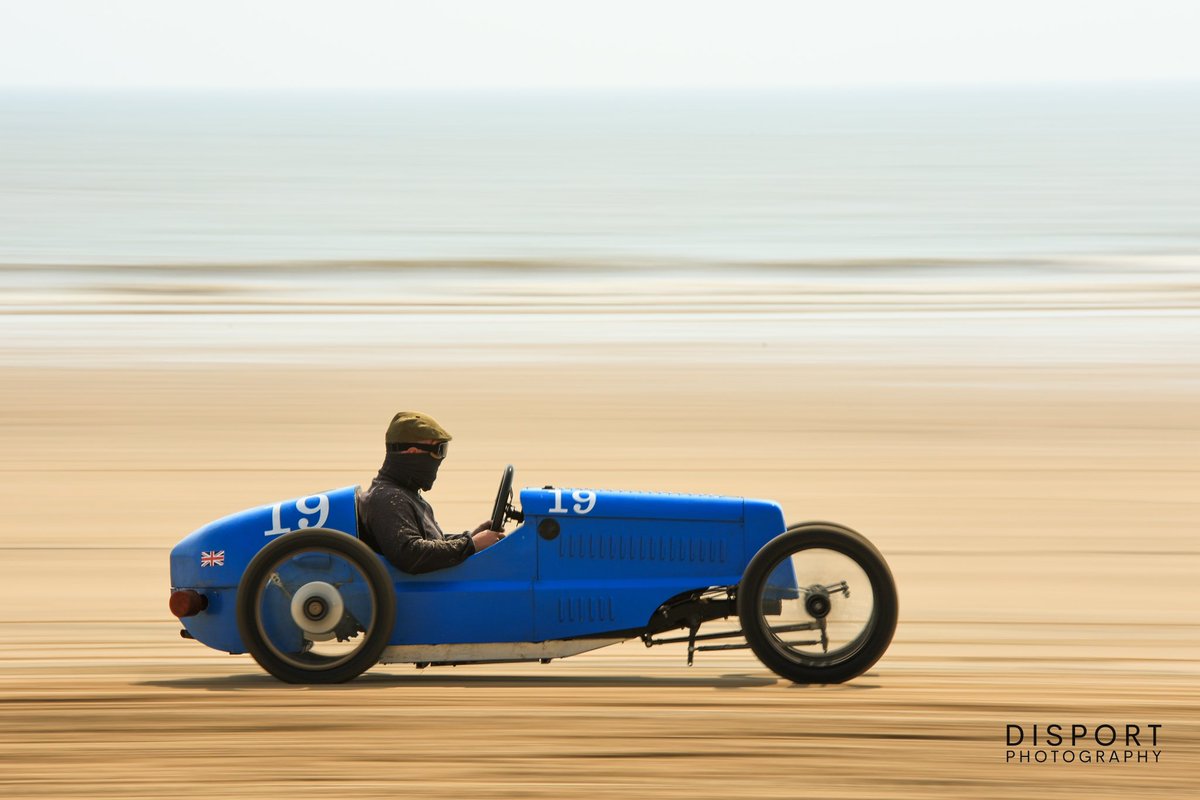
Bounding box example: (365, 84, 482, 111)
(358, 411, 504, 573)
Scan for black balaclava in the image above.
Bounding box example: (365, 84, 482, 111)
(379, 452, 441, 492)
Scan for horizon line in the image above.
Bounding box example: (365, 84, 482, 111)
(2, 78, 1200, 93)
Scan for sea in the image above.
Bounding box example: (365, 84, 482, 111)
(1, 86, 1198, 366)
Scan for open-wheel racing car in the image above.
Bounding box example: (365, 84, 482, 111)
(169, 467, 898, 684)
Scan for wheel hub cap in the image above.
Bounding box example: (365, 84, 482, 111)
(804, 587, 832, 619)
(290, 581, 345, 639)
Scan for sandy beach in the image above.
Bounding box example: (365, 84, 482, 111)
(3, 14, 1200, 795)
(0, 264, 1197, 797)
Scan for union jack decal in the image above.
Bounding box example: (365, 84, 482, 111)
(200, 550, 225, 567)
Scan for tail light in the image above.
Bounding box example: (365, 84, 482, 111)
(169, 590, 208, 618)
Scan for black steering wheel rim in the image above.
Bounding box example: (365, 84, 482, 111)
(490, 464, 515, 532)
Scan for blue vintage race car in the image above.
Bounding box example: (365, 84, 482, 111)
(169, 467, 897, 684)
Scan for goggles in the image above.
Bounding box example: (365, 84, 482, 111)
(387, 441, 449, 459)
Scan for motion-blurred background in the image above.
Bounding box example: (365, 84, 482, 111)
(1, 3, 1197, 797)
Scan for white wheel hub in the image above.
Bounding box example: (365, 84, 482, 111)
(290, 581, 344, 641)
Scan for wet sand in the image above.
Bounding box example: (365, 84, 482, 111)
(1, 272, 1198, 797)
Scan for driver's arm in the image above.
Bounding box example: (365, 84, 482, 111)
(367, 493, 476, 574)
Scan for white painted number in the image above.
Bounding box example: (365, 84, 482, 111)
(295, 494, 330, 529)
(265, 503, 289, 536)
(572, 490, 596, 514)
(548, 488, 596, 515)
(265, 494, 331, 536)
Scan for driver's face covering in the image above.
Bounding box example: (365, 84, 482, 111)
(380, 452, 442, 491)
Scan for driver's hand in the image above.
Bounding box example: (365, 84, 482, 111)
(471, 520, 494, 535)
(472, 529, 505, 552)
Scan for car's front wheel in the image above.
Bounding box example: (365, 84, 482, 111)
(236, 529, 396, 683)
(738, 523, 897, 683)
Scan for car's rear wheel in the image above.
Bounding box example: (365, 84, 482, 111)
(236, 529, 396, 683)
(738, 523, 897, 683)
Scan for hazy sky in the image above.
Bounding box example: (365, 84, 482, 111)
(2, 1, 1199, 90)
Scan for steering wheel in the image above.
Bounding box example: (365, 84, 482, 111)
(489, 464, 522, 532)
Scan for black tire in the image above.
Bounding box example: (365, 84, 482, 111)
(236, 528, 396, 684)
(738, 523, 897, 683)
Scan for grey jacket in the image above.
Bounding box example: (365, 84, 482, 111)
(358, 477, 475, 574)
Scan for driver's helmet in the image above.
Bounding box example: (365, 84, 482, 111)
(385, 411, 452, 445)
